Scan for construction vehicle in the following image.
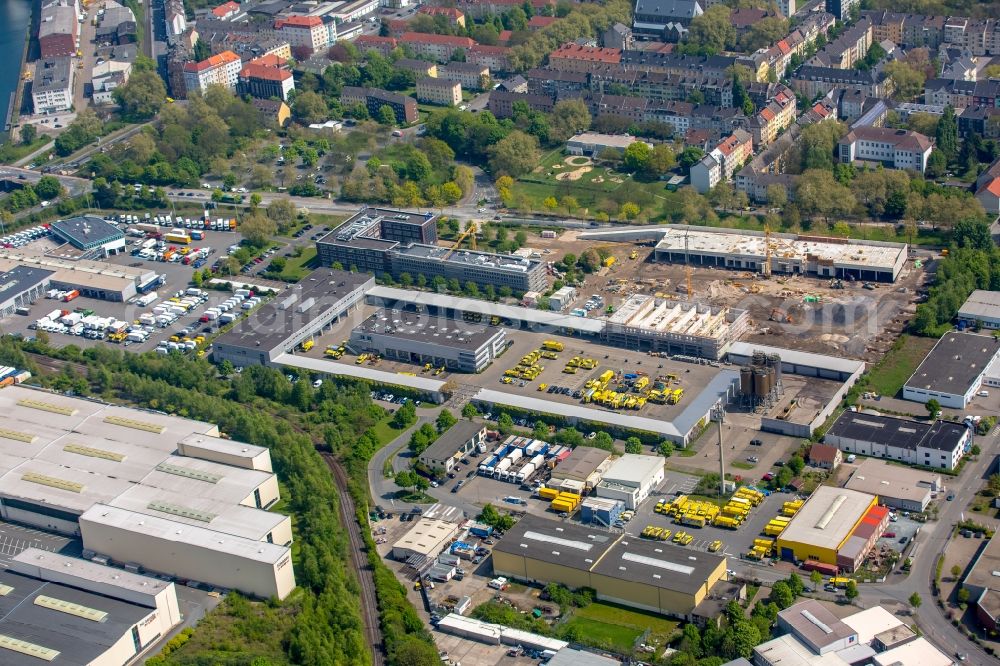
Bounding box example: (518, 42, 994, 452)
(603, 256, 616, 268)
(668, 388, 684, 404)
(708, 540, 723, 552)
(541, 351, 559, 360)
(423, 362, 433, 372)
(562, 365, 578, 374)
(578, 358, 598, 370)
(634, 376, 649, 392)
(629, 250, 638, 260)
(542, 340, 564, 352)
(434, 366, 445, 375)
(355, 353, 370, 364)
(443, 221, 478, 260)
(537, 383, 548, 391)
(300, 339, 314, 352)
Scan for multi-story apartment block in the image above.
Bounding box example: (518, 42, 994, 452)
(742, 86, 796, 146)
(416, 77, 462, 106)
(237, 54, 294, 101)
(438, 62, 490, 90)
(400, 32, 475, 62)
(487, 90, 557, 118)
(395, 58, 438, 77)
(864, 9, 905, 44)
(417, 5, 465, 27)
(467, 45, 512, 73)
(619, 51, 736, 78)
(825, 0, 858, 21)
(690, 129, 754, 193)
(526, 68, 590, 97)
(32, 56, 74, 114)
(838, 127, 933, 172)
(341, 87, 419, 124)
(924, 78, 1000, 108)
(273, 15, 333, 54)
(632, 0, 704, 35)
(354, 35, 398, 57)
(808, 19, 872, 69)
(791, 65, 888, 99)
(457, 0, 554, 19)
(549, 44, 623, 73)
(165, 0, 187, 35)
(183, 50, 242, 95)
(211, 1, 241, 20)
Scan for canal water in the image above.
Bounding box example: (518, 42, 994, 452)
(0, 0, 34, 132)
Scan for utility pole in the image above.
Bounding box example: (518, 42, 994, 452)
(712, 402, 726, 497)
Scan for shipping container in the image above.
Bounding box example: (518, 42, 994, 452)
(537, 487, 559, 500)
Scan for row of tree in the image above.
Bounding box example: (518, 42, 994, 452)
(0, 339, 440, 665)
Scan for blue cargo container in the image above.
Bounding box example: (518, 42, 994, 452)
(468, 523, 493, 538)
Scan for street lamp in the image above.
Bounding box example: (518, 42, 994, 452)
(711, 402, 726, 497)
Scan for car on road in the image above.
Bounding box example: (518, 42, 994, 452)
(750, 438, 763, 446)
(746, 456, 759, 463)
(947, 493, 954, 501)
(898, 536, 909, 545)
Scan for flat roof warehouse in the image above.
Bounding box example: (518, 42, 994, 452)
(905, 331, 1000, 395)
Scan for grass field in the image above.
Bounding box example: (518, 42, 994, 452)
(560, 602, 679, 653)
(863, 334, 937, 398)
(276, 247, 317, 281)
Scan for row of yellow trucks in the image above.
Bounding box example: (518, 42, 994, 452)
(747, 538, 775, 560)
(747, 500, 804, 559)
(537, 487, 581, 513)
(505, 350, 545, 381)
(562, 356, 598, 373)
(640, 526, 694, 545)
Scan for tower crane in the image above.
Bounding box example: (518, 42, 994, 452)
(442, 221, 478, 260)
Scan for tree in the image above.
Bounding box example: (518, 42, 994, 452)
(549, 99, 591, 142)
(678, 147, 705, 174)
(624, 437, 643, 454)
(293, 91, 328, 124)
(488, 131, 539, 178)
(393, 401, 417, 428)
(686, 5, 735, 54)
(678, 623, 703, 659)
(767, 183, 788, 208)
(809, 570, 823, 590)
(497, 412, 514, 436)
(787, 572, 804, 597)
(249, 193, 263, 209)
(543, 196, 559, 211)
(951, 564, 962, 580)
(113, 69, 166, 119)
(622, 141, 652, 173)
(770, 581, 794, 609)
(908, 592, 922, 610)
(394, 470, 415, 489)
(377, 105, 397, 125)
(619, 202, 640, 220)
(935, 105, 959, 161)
(925, 398, 941, 417)
(925, 149, 948, 178)
(952, 218, 993, 251)
(646, 143, 676, 178)
(436, 409, 456, 432)
(658, 441, 674, 457)
(266, 198, 297, 227)
(884, 60, 926, 100)
(33, 176, 63, 200)
(239, 212, 277, 247)
(845, 581, 859, 602)
(19, 124, 36, 145)
(788, 455, 805, 475)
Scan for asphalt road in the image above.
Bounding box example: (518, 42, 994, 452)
(856, 431, 999, 663)
(0, 165, 90, 196)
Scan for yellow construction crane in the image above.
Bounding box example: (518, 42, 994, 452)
(761, 224, 773, 278)
(442, 221, 478, 260)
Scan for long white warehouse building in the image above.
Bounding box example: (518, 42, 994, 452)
(0, 385, 296, 600)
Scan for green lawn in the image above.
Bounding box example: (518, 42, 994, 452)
(277, 247, 317, 281)
(561, 602, 679, 653)
(0, 137, 52, 165)
(731, 461, 756, 470)
(864, 334, 936, 398)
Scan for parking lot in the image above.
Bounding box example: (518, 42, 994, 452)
(0, 520, 80, 566)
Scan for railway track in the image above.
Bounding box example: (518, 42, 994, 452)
(322, 453, 386, 666)
(23, 352, 88, 377)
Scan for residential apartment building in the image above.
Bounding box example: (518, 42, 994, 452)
(211, 0, 241, 20)
(165, 0, 187, 35)
(417, 5, 465, 27)
(438, 62, 490, 90)
(457, 0, 554, 19)
(487, 90, 557, 118)
(91, 59, 131, 105)
(690, 129, 754, 193)
(354, 35, 398, 57)
(400, 32, 475, 62)
(924, 78, 1000, 109)
(274, 15, 333, 54)
(790, 65, 888, 99)
(238, 54, 295, 101)
(825, 0, 858, 21)
(416, 77, 462, 106)
(32, 57, 74, 114)
(341, 86, 418, 124)
(742, 86, 796, 146)
(619, 51, 736, 78)
(838, 126, 933, 172)
(632, 0, 704, 35)
(548, 43, 622, 73)
(395, 58, 437, 77)
(183, 50, 242, 95)
(808, 19, 872, 69)
(39, 0, 77, 58)
(467, 45, 512, 73)
(735, 124, 801, 202)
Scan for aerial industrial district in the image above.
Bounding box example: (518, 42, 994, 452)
(4, 0, 1000, 663)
